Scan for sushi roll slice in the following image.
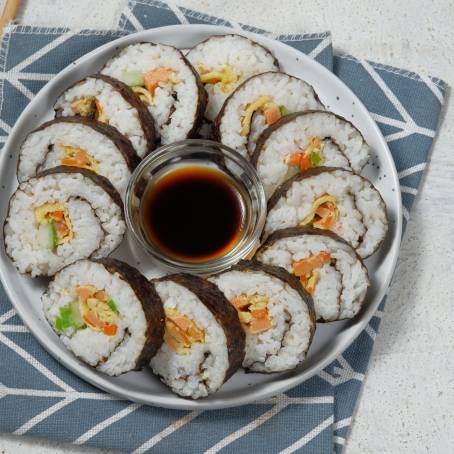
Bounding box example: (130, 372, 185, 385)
(42, 259, 164, 376)
(252, 111, 371, 197)
(4, 166, 125, 277)
(17, 117, 140, 197)
(264, 168, 388, 258)
(210, 261, 315, 373)
(150, 274, 245, 399)
(54, 74, 156, 158)
(101, 42, 207, 144)
(213, 71, 322, 157)
(256, 228, 369, 321)
(186, 34, 279, 122)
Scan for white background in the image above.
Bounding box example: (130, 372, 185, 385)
(0, 0, 453, 453)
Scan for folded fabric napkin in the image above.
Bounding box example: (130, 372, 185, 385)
(0, 1, 447, 452)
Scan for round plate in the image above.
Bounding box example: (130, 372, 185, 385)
(0, 24, 402, 410)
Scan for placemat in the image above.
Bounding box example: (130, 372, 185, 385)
(0, 1, 447, 452)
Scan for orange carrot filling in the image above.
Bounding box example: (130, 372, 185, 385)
(250, 317, 272, 333)
(285, 137, 324, 172)
(34, 202, 73, 247)
(231, 294, 250, 310)
(263, 103, 281, 125)
(231, 294, 273, 334)
(313, 202, 337, 230)
(76, 285, 119, 336)
(60, 144, 99, 172)
(300, 195, 339, 231)
(292, 251, 331, 295)
(164, 308, 205, 354)
(102, 323, 118, 336)
(144, 67, 175, 95)
(48, 210, 69, 239)
(240, 98, 283, 136)
(50, 212, 70, 238)
(83, 309, 103, 328)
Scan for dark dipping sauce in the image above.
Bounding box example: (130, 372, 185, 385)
(142, 166, 244, 262)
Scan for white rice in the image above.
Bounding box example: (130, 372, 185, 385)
(54, 77, 149, 157)
(257, 137, 350, 198)
(101, 43, 202, 144)
(210, 268, 314, 372)
(186, 34, 279, 121)
(4, 171, 125, 276)
(150, 279, 229, 399)
(247, 112, 267, 154)
(256, 233, 369, 320)
(17, 121, 133, 197)
(42, 260, 149, 376)
(197, 119, 213, 139)
(216, 72, 322, 157)
(264, 169, 388, 258)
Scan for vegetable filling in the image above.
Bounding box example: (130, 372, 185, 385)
(285, 137, 324, 171)
(164, 308, 205, 355)
(121, 67, 179, 106)
(292, 251, 332, 295)
(70, 96, 108, 123)
(55, 284, 120, 336)
(240, 97, 285, 136)
(34, 202, 73, 251)
(59, 144, 100, 172)
(231, 294, 273, 334)
(300, 194, 339, 230)
(197, 64, 239, 94)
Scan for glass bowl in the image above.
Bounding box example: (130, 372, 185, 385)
(124, 139, 267, 275)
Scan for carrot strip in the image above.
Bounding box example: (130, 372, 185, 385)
(231, 295, 250, 310)
(250, 317, 272, 333)
(292, 252, 331, 277)
(263, 104, 281, 125)
(250, 308, 268, 319)
(102, 324, 117, 336)
(144, 68, 172, 95)
(83, 310, 103, 328)
(167, 314, 193, 331)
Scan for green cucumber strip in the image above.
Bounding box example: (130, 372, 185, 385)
(279, 105, 289, 116)
(310, 152, 322, 166)
(49, 219, 58, 251)
(55, 302, 85, 332)
(70, 300, 85, 328)
(107, 299, 119, 313)
(121, 70, 145, 87)
(55, 317, 63, 332)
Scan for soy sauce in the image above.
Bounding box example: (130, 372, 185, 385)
(142, 166, 244, 262)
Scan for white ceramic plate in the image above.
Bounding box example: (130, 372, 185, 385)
(0, 25, 402, 410)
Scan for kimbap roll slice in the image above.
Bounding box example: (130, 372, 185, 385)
(210, 261, 315, 373)
(101, 43, 207, 144)
(150, 274, 245, 399)
(54, 74, 156, 158)
(252, 111, 371, 197)
(186, 34, 279, 121)
(17, 117, 140, 197)
(264, 168, 388, 258)
(4, 166, 125, 276)
(42, 259, 164, 376)
(256, 228, 369, 321)
(213, 71, 322, 157)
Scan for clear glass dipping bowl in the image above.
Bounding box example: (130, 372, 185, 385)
(124, 139, 267, 275)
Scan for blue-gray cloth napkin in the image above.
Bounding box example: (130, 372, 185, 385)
(0, 1, 447, 452)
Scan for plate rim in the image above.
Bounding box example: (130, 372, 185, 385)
(0, 23, 402, 410)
